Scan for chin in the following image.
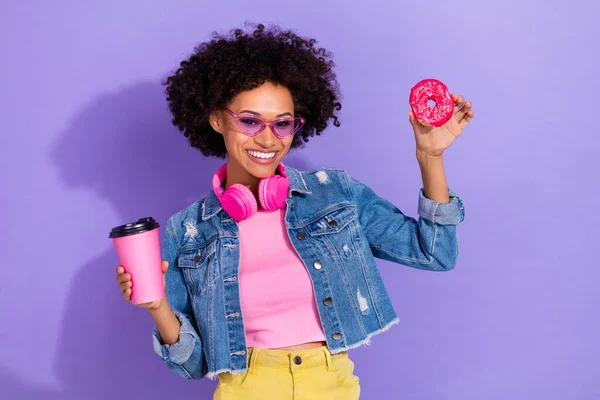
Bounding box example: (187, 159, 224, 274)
(245, 162, 280, 179)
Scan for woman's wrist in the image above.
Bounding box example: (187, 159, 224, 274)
(147, 297, 170, 316)
(416, 149, 450, 203)
(148, 299, 181, 344)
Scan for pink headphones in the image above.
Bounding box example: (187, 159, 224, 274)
(212, 163, 290, 222)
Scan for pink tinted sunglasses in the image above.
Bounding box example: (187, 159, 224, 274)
(224, 108, 306, 138)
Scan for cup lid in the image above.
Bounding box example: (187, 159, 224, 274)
(109, 217, 159, 238)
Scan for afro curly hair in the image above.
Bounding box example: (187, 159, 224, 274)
(163, 22, 342, 158)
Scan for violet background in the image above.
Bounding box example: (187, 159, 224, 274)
(1, 1, 598, 399)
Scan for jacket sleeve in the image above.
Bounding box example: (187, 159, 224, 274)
(347, 174, 465, 271)
(152, 216, 207, 379)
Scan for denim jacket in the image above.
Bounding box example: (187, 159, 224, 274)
(152, 166, 465, 379)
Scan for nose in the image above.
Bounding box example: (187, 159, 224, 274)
(254, 125, 277, 149)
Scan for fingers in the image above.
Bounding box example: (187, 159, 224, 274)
(162, 261, 169, 289)
(459, 109, 475, 128)
(116, 267, 131, 284)
(116, 265, 132, 301)
(120, 279, 132, 292)
(408, 111, 417, 126)
(457, 101, 471, 121)
(452, 94, 462, 112)
(117, 263, 168, 303)
(453, 94, 466, 115)
(408, 111, 431, 129)
(119, 281, 132, 301)
(452, 94, 474, 125)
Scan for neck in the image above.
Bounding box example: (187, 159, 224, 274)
(224, 160, 261, 197)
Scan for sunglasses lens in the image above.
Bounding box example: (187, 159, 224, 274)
(237, 117, 263, 135)
(272, 119, 296, 137)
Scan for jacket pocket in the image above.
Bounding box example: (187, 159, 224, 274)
(177, 239, 217, 295)
(216, 368, 252, 389)
(331, 353, 360, 388)
(304, 204, 356, 237)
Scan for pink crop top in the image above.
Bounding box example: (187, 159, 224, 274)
(237, 208, 326, 349)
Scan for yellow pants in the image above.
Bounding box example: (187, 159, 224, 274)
(214, 346, 361, 400)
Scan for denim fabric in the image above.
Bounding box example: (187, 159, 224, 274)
(152, 167, 465, 379)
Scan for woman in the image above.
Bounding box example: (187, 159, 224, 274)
(115, 23, 473, 399)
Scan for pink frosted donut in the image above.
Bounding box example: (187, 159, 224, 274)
(409, 79, 454, 127)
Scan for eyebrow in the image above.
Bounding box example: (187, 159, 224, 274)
(238, 109, 293, 118)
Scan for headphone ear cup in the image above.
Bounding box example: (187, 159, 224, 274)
(221, 184, 257, 221)
(258, 175, 290, 211)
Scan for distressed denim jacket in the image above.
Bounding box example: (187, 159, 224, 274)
(152, 166, 465, 379)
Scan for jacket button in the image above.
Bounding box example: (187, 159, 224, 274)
(323, 297, 333, 306)
(332, 332, 342, 341)
(294, 356, 302, 365)
(193, 255, 201, 263)
(297, 232, 306, 240)
(313, 261, 323, 270)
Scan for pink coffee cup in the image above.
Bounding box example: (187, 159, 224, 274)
(109, 217, 165, 305)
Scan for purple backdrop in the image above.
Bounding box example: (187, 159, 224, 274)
(2, 1, 599, 399)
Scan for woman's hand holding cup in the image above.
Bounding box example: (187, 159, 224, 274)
(116, 261, 168, 310)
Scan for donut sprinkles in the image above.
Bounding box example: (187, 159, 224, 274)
(409, 79, 454, 127)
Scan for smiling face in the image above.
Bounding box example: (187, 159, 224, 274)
(210, 82, 296, 191)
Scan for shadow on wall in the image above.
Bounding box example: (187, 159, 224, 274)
(0, 81, 313, 400)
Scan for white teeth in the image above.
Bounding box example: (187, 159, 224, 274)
(247, 150, 275, 159)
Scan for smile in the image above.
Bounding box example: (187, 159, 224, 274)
(246, 150, 276, 160)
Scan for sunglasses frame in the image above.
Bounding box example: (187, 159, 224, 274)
(223, 108, 306, 138)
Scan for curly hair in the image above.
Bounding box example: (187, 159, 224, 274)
(163, 22, 342, 158)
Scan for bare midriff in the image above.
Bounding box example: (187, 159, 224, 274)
(272, 340, 327, 351)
